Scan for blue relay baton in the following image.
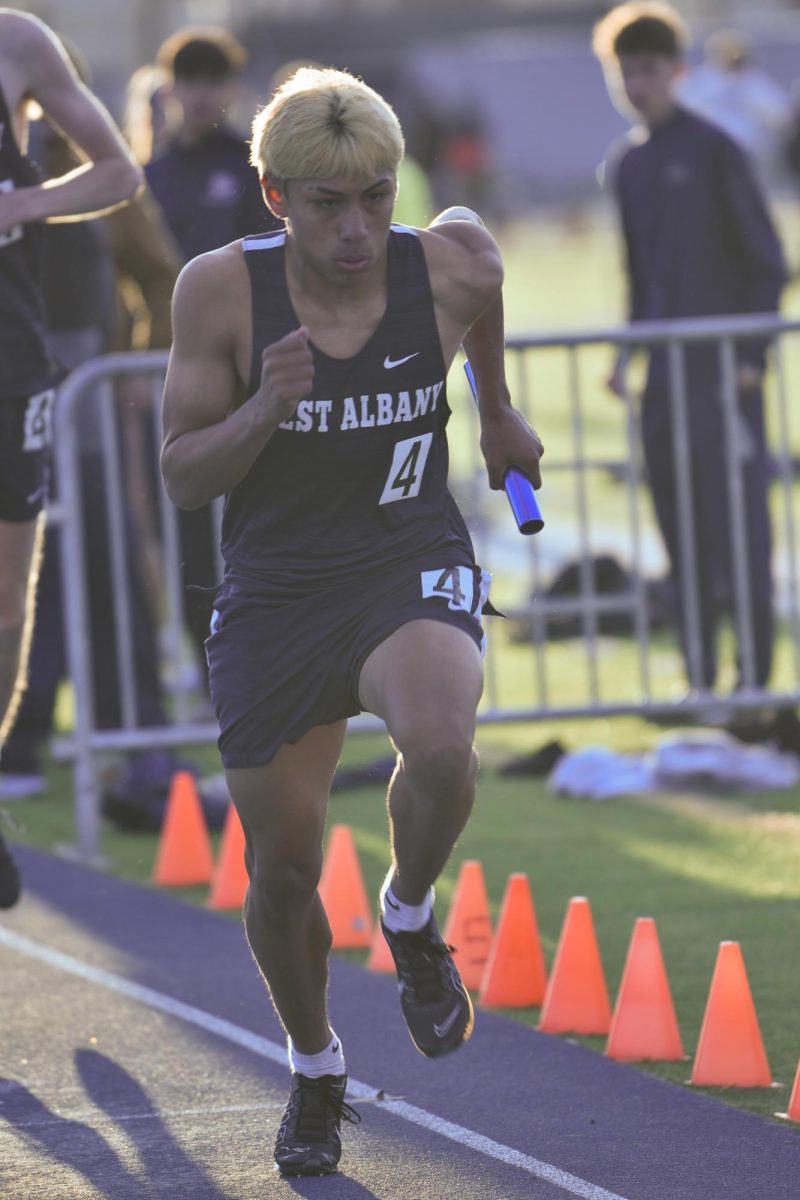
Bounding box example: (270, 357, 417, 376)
(464, 360, 544, 535)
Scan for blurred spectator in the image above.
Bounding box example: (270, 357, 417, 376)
(147, 26, 275, 260)
(0, 11, 139, 902)
(0, 111, 182, 799)
(123, 64, 174, 165)
(678, 30, 791, 185)
(108, 72, 184, 619)
(145, 27, 279, 680)
(106, 188, 183, 621)
(594, 3, 786, 693)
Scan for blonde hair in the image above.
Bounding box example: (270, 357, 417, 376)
(250, 67, 404, 182)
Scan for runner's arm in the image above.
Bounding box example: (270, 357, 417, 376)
(0, 11, 141, 226)
(426, 209, 543, 490)
(161, 252, 313, 509)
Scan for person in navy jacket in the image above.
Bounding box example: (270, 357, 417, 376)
(594, 2, 786, 692)
(146, 28, 279, 679)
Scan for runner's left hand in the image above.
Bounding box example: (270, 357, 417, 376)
(480, 405, 544, 491)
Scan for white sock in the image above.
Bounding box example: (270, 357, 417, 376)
(379, 870, 434, 933)
(288, 1031, 345, 1079)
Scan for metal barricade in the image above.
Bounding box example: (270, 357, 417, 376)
(462, 313, 800, 722)
(50, 317, 800, 861)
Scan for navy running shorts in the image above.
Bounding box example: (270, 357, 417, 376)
(207, 556, 492, 768)
(0, 389, 56, 522)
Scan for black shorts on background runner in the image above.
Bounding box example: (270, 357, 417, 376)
(207, 557, 491, 769)
(0, 389, 55, 521)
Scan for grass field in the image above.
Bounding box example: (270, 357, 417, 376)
(3, 206, 800, 1129)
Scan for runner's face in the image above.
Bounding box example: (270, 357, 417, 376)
(279, 172, 397, 283)
(617, 54, 681, 125)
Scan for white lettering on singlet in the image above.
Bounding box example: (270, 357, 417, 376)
(340, 397, 360, 430)
(277, 381, 444, 433)
(278, 398, 333, 432)
(359, 396, 375, 427)
(294, 398, 314, 432)
(394, 392, 413, 423)
(376, 394, 394, 425)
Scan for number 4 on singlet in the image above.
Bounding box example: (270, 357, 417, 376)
(379, 432, 433, 505)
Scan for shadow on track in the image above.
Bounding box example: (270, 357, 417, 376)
(0, 1077, 148, 1200)
(284, 1174, 380, 1198)
(76, 1049, 237, 1200)
(0, 1051, 238, 1200)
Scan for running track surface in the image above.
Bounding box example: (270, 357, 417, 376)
(0, 844, 798, 1200)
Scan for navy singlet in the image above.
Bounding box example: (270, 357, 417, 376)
(221, 225, 474, 588)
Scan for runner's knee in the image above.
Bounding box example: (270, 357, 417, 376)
(247, 842, 324, 922)
(400, 735, 477, 796)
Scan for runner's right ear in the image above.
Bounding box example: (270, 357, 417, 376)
(262, 178, 286, 217)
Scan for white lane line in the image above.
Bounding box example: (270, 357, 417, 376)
(0, 928, 631, 1200)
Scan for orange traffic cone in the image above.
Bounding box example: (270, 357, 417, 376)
(538, 896, 611, 1035)
(208, 803, 249, 910)
(605, 917, 684, 1061)
(479, 873, 547, 1007)
(152, 771, 214, 887)
(776, 1057, 800, 1121)
(367, 920, 395, 973)
(691, 941, 772, 1087)
(443, 860, 493, 991)
(318, 825, 372, 948)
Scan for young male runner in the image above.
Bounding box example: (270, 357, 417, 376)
(0, 9, 141, 906)
(161, 67, 543, 1177)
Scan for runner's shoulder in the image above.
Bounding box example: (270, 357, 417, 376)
(174, 242, 246, 302)
(418, 219, 503, 312)
(172, 242, 247, 341)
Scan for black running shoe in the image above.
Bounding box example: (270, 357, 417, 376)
(274, 1073, 360, 1177)
(381, 912, 474, 1058)
(0, 834, 20, 909)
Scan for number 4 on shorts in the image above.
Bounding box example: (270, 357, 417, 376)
(421, 566, 475, 613)
(379, 433, 433, 505)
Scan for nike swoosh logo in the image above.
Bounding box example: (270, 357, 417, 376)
(383, 352, 419, 370)
(331, 1042, 339, 1053)
(433, 1005, 462, 1039)
(384, 892, 400, 911)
